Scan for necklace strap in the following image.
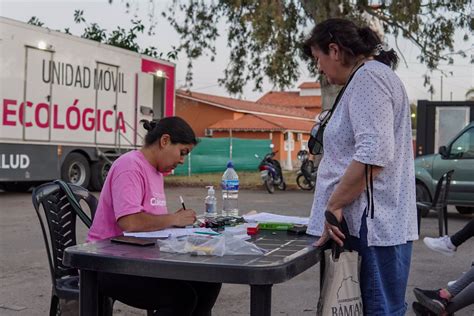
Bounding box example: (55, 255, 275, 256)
(323, 62, 365, 126)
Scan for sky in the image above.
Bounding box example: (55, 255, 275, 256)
(1, 0, 473, 103)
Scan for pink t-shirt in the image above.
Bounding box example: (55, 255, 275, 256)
(87, 150, 168, 242)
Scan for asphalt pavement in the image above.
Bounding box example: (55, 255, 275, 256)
(0, 186, 472, 315)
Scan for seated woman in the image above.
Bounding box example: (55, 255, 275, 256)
(87, 117, 221, 316)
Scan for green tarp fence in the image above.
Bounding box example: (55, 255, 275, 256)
(173, 137, 272, 175)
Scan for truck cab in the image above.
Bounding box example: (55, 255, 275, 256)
(415, 122, 474, 215)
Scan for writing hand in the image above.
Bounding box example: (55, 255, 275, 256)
(173, 209, 196, 227)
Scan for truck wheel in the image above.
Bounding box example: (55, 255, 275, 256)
(455, 206, 474, 215)
(90, 160, 111, 191)
(61, 153, 90, 188)
(416, 183, 431, 218)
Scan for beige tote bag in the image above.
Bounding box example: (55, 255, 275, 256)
(317, 211, 363, 315)
(317, 248, 363, 316)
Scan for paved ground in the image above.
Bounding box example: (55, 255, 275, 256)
(0, 186, 473, 315)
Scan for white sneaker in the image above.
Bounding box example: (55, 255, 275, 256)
(447, 279, 457, 287)
(423, 236, 456, 256)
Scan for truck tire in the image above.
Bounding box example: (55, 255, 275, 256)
(416, 183, 431, 217)
(90, 160, 111, 191)
(61, 153, 90, 188)
(455, 206, 474, 215)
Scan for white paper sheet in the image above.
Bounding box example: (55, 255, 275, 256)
(124, 227, 217, 239)
(243, 212, 309, 225)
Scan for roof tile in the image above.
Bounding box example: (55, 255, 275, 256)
(298, 82, 321, 89)
(177, 89, 315, 119)
(257, 91, 321, 108)
(209, 114, 314, 132)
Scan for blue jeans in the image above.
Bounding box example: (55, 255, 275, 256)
(348, 215, 413, 315)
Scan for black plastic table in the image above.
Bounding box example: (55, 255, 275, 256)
(63, 230, 320, 316)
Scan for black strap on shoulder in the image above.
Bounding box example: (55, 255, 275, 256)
(364, 165, 375, 219)
(54, 180, 92, 228)
(323, 63, 365, 126)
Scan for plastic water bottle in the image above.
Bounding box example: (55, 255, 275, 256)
(221, 161, 239, 217)
(204, 186, 217, 219)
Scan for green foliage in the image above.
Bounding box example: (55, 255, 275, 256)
(160, 0, 472, 95)
(28, 10, 176, 61)
(27, 16, 44, 27)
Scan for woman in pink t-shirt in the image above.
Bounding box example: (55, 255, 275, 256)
(89, 117, 221, 315)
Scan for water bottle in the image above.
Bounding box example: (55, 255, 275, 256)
(204, 186, 217, 219)
(221, 161, 239, 217)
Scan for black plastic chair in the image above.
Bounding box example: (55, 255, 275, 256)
(32, 181, 105, 315)
(417, 170, 455, 237)
(33, 181, 156, 316)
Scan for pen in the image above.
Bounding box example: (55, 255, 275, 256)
(194, 231, 221, 236)
(179, 195, 186, 210)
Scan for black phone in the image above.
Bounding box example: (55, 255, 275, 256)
(288, 225, 307, 235)
(111, 236, 156, 247)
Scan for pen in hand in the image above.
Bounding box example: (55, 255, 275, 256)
(178, 195, 196, 228)
(179, 195, 186, 210)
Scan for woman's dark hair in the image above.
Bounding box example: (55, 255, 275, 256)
(302, 18, 398, 69)
(141, 116, 198, 147)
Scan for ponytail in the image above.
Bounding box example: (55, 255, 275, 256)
(358, 27, 399, 69)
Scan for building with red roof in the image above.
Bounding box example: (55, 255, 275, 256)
(256, 81, 322, 114)
(176, 87, 319, 169)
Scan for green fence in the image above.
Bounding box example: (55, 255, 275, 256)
(174, 138, 272, 175)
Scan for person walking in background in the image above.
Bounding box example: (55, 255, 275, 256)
(413, 265, 474, 315)
(303, 18, 418, 315)
(87, 117, 221, 316)
(423, 219, 474, 256)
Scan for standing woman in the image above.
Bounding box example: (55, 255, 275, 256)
(87, 117, 221, 315)
(303, 19, 418, 315)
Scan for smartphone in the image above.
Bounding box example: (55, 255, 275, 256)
(111, 235, 156, 247)
(288, 225, 307, 235)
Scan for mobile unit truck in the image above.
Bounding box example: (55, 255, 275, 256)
(0, 17, 175, 191)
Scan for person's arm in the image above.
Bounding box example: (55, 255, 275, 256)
(117, 208, 197, 232)
(327, 160, 382, 213)
(316, 161, 382, 246)
(110, 170, 196, 233)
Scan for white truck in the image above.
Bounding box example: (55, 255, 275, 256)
(0, 17, 176, 191)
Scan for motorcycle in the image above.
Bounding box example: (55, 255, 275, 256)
(254, 151, 286, 194)
(296, 149, 317, 191)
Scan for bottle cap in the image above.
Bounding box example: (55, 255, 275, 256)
(226, 160, 234, 168)
(206, 186, 215, 195)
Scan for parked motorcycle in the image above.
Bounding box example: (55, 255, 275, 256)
(296, 150, 317, 191)
(255, 151, 286, 194)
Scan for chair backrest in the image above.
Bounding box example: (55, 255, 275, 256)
(32, 182, 98, 290)
(432, 170, 455, 209)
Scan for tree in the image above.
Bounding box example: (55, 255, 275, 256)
(27, 11, 177, 61)
(154, 0, 472, 100)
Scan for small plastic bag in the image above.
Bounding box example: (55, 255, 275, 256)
(157, 234, 266, 256)
(184, 235, 226, 256)
(157, 237, 188, 254)
(222, 232, 266, 255)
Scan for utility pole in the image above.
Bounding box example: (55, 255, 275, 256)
(440, 76, 443, 101)
(450, 91, 453, 101)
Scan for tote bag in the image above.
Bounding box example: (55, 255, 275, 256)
(317, 212, 363, 316)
